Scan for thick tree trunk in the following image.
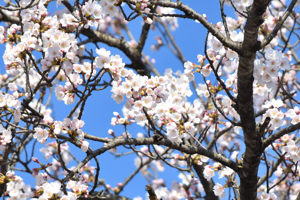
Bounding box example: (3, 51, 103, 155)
(237, 0, 270, 199)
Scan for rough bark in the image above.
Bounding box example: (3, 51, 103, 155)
(237, 0, 270, 200)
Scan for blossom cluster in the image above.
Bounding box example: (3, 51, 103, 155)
(1, 0, 121, 107)
(33, 117, 89, 152)
(0, 125, 12, 146)
(262, 101, 300, 131)
(54, 47, 126, 105)
(132, 0, 154, 24)
(4, 171, 34, 200)
(276, 134, 300, 164)
(0, 90, 22, 123)
(95, 48, 126, 80)
(203, 163, 235, 199)
(98, 0, 119, 18)
(140, 173, 203, 199)
(29, 157, 94, 200)
(253, 49, 290, 91)
(110, 67, 209, 143)
(252, 134, 300, 199)
(150, 181, 187, 199)
(31, 174, 88, 200)
(203, 163, 235, 181)
(257, 191, 277, 200)
(28, 156, 94, 200)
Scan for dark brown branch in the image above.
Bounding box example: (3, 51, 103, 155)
(146, 185, 158, 200)
(237, 0, 272, 200)
(136, 19, 151, 52)
(62, 137, 238, 184)
(263, 122, 300, 148)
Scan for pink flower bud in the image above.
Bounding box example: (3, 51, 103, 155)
(32, 157, 39, 163)
(113, 112, 120, 118)
(108, 129, 114, 136)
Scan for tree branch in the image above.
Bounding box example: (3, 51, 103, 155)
(124, 0, 242, 54)
(62, 137, 238, 184)
(263, 122, 300, 148)
(237, 0, 272, 199)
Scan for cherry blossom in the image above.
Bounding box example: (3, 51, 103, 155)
(0, 0, 299, 199)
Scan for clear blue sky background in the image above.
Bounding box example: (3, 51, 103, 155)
(0, 0, 244, 199)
